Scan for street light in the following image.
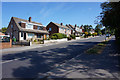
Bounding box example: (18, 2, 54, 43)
(105, 26, 106, 41)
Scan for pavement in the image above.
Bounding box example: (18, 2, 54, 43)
(41, 36, 120, 79)
(1, 36, 99, 54)
(2, 35, 119, 79)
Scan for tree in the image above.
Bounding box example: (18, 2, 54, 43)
(99, 1, 120, 44)
(83, 25, 93, 33)
(101, 28, 105, 35)
(95, 24, 102, 35)
(2, 27, 7, 33)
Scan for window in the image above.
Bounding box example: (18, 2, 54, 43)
(11, 25, 13, 28)
(49, 28, 52, 31)
(21, 32, 23, 37)
(26, 23, 33, 29)
(37, 34, 42, 38)
(37, 26, 43, 30)
(37, 26, 40, 30)
(28, 33, 34, 38)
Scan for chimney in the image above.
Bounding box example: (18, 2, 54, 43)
(60, 23, 63, 26)
(75, 24, 77, 27)
(29, 17, 32, 22)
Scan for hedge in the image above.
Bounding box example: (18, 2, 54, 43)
(51, 33, 67, 39)
(70, 34, 76, 39)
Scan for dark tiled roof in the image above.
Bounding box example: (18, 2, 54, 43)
(51, 22, 69, 29)
(13, 17, 42, 25)
(20, 28, 48, 34)
(12, 17, 48, 34)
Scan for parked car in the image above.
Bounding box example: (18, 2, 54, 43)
(106, 34, 110, 37)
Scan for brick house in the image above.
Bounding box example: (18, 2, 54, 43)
(46, 22, 71, 37)
(6, 17, 49, 41)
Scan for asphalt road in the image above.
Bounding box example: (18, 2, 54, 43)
(2, 36, 106, 78)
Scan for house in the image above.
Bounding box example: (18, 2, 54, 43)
(46, 22, 71, 37)
(67, 24, 83, 36)
(90, 29, 95, 34)
(6, 17, 49, 42)
(80, 26, 84, 33)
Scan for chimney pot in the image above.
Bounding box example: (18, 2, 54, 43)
(75, 24, 77, 27)
(29, 17, 32, 22)
(60, 23, 63, 26)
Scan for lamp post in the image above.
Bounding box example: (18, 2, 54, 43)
(105, 27, 106, 41)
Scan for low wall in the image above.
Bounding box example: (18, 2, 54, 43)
(44, 38, 67, 44)
(0, 42, 12, 49)
(76, 37, 80, 40)
(15, 41, 30, 46)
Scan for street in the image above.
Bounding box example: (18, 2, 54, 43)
(2, 36, 118, 78)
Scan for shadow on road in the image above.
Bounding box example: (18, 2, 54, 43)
(2, 39, 120, 79)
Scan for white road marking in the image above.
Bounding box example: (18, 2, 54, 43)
(2, 57, 26, 64)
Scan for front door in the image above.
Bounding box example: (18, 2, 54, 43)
(24, 33, 26, 40)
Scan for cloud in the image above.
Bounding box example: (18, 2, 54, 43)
(88, 8, 92, 10)
(39, 3, 67, 19)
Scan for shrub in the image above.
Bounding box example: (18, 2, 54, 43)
(34, 39, 37, 42)
(84, 32, 88, 38)
(85, 32, 88, 35)
(92, 32, 97, 37)
(94, 32, 97, 36)
(92, 33, 95, 37)
(88, 33, 92, 36)
(51, 33, 67, 39)
(70, 34, 76, 39)
(62, 34, 67, 38)
(67, 37, 71, 40)
(51, 36, 57, 39)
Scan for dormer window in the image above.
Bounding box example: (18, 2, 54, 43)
(37, 26, 43, 30)
(26, 23, 33, 29)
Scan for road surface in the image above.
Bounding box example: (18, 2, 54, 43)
(2, 36, 106, 78)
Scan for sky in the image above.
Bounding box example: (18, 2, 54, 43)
(2, 2, 103, 28)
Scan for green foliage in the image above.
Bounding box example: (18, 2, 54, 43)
(51, 36, 57, 39)
(101, 28, 105, 35)
(83, 25, 93, 33)
(62, 34, 67, 38)
(34, 39, 37, 42)
(70, 34, 76, 39)
(95, 24, 102, 35)
(88, 33, 92, 36)
(67, 37, 71, 40)
(84, 32, 88, 38)
(92, 32, 97, 37)
(51, 33, 67, 39)
(2, 27, 7, 33)
(99, 2, 120, 44)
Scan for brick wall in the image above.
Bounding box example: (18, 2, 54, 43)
(6, 17, 19, 41)
(0, 42, 11, 49)
(0, 39, 12, 49)
(46, 22, 59, 36)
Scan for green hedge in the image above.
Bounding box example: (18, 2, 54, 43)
(51, 33, 67, 39)
(70, 34, 76, 39)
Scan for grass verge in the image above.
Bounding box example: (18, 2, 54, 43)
(85, 41, 108, 54)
